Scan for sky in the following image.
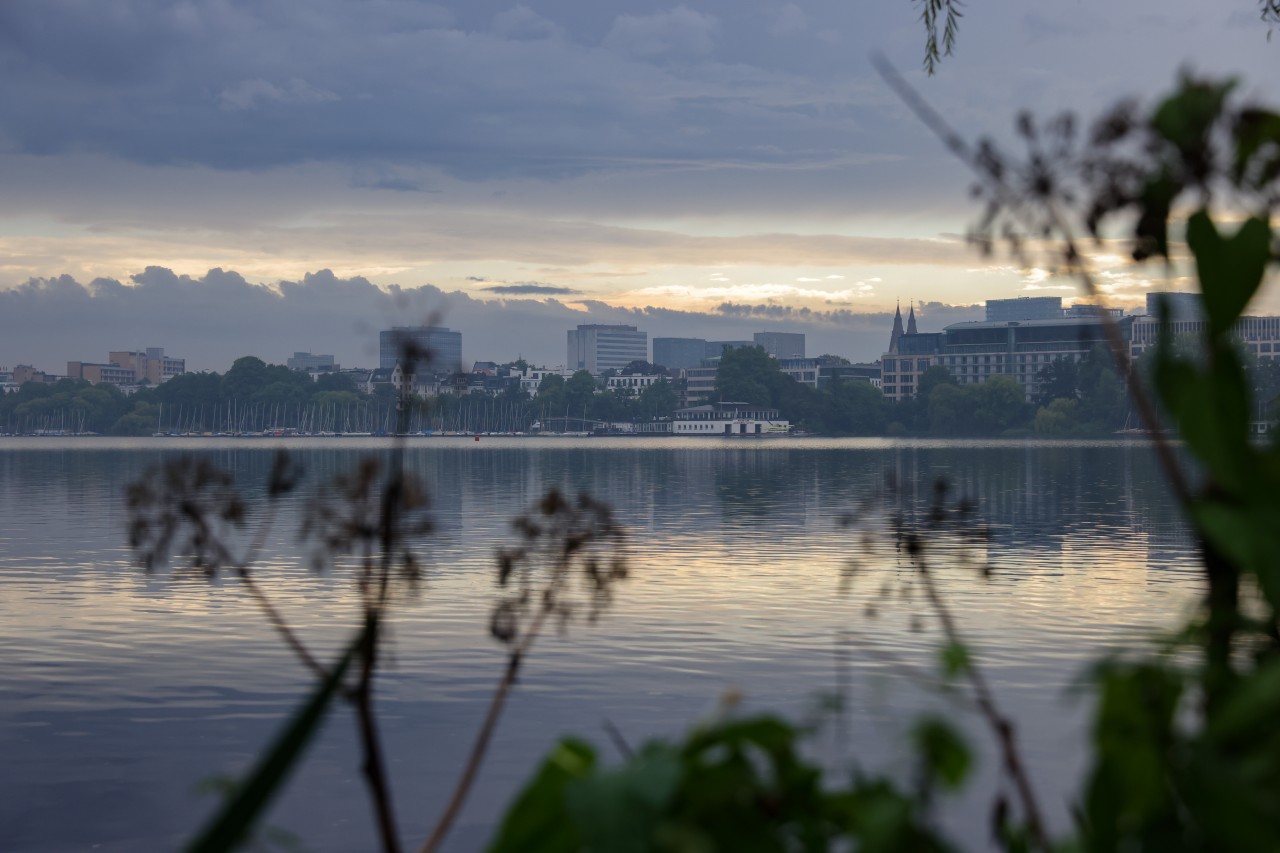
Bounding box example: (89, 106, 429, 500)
(0, 0, 1277, 371)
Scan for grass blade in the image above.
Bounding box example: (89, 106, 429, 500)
(186, 626, 364, 853)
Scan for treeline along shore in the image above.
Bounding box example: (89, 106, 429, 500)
(4, 346, 1279, 438)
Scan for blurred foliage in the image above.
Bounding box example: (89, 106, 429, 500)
(490, 713, 956, 853)
(496, 73, 1280, 852)
(116, 71, 1280, 853)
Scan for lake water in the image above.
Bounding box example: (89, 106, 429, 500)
(0, 437, 1201, 851)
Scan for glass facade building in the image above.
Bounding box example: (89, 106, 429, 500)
(379, 326, 463, 374)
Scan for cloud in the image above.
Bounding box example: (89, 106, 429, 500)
(771, 3, 810, 35)
(632, 282, 882, 304)
(0, 267, 974, 372)
(492, 6, 566, 41)
(218, 78, 339, 111)
(480, 283, 582, 295)
(604, 6, 720, 58)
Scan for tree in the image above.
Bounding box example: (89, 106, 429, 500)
(1033, 398, 1080, 436)
(638, 379, 677, 420)
(315, 372, 359, 394)
(926, 382, 969, 435)
(713, 346, 776, 406)
(823, 379, 888, 435)
(1032, 358, 1079, 408)
(917, 365, 956, 401)
(220, 356, 269, 401)
(563, 371, 598, 419)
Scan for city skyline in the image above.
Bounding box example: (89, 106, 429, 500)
(2, 1, 1277, 371)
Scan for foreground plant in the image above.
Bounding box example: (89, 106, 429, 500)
(886, 65, 1280, 849)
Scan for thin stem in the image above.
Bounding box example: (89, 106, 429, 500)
(212, 498, 329, 681)
(913, 554, 1051, 851)
(1045, 203, 1195, 507)
(872, 53, 1196, 512)
(352, 394, 413, 853)
(237, 570, 329, 680)
(419, 605, 551, 853)
(354, 612, 403, 853)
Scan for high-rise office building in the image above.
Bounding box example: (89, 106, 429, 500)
(705, 340, 755, 357)
(379, 326, 463, 374)
(567, 325, 648, 374)
(985, 297, 1064, 322)
(653, 337, 709, 370)
(753, 331, 805, 359)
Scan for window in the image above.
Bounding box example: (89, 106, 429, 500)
(884, 359, 897, 372)
(917, 359, 930, 371)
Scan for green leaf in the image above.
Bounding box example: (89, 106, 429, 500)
(487, 739, 596, 853)
(940, 642, 970, 678)
(186, 627, 364, 853)
(1232, 108, 1280, 191)
(1187, 210, 1272, 341)
(566, 746, 681, 852)
(912, 718, 971, 790)
(1151, 76, 1235, 163)
(1207, 657, 1280, 742)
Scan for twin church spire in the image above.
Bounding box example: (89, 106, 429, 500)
(888, 299, 918, 354)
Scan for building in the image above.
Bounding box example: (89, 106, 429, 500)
(882, 292, 1280, 403)
(1128, 293, 1280, 361)
(777, 358, 823, 388)
(380, 326, 463, 375)
(605, 373, 667, 394)
(567, 324, 648, 374)
(653, 337, 709, 370)
(706, 340, 755, 357)
(517, 366, 575, 396)
(822, 362, 882, 389)
(984, 297, 1066, 322)
(10, 365, 52, 386)
(287, 352, 338, 373)
(682, 365, 719, 406)
(108, 348, 185, 385)
(672, 401, 790, 436)
(773, 356, 881, 390)
(881, 299, 1122, 402)
(754, 331, 805, 359)
(66, 347, 185, 388)
(67, 361, 137, 387)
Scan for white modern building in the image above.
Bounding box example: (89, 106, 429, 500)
(517, 366, 576, 396)
(605, 373, 667, 393)
(567, 324, 648, 374)
(673, 401, 790, 436)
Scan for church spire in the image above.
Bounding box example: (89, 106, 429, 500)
(906, 301, 918, 334)
(889, 300, 905, 354)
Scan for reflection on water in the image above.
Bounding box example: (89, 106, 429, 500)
(0, 437, 1200, 852)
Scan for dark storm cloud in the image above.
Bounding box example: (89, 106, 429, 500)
(0, 0, 920, 179)
(0, 268, 948, 371)
(716, 299, 982, 327)
(481, 283, 582, 295)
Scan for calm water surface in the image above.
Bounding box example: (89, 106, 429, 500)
(0, 437, 1198, 851)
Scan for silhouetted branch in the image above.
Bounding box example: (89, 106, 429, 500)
(419, 605, 550, 853)
(871, 53, 1195, 510)
(906, 534, 1050, 851)
(420, 489, 627, 853)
